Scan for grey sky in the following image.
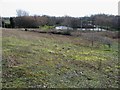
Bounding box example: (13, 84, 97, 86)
(0, 0, 119, 17)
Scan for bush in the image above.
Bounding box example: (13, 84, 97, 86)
(82, 33, 112, 48)
(14, 16, 39, 28)
(62, 30, 71, 35)
(39, 25, 55, 30)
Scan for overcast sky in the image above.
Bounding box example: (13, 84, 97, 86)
(0, 0, 119, 17)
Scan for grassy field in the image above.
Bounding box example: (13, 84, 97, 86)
(2, 29, 119, 88)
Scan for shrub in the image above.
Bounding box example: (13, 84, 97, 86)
(82, 33, 112, 48)
(62, 30, 71, 35)
(39, 25, 55, 30)
(14, 16, 39, 28)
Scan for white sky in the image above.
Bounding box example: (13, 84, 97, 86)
(0, 0, 119, 17)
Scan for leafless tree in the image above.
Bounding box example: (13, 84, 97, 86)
(16, 9, 29, 17)
(0, 16, 2, 27)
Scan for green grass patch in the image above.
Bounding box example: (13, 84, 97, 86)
(39, 25, 55, 30)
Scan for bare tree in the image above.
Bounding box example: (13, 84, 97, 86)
(36, 16, 48, 26)
(0, 16, 2, 27)
(16, 9, 29, 17)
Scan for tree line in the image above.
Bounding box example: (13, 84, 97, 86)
(1, 10, 119, 31)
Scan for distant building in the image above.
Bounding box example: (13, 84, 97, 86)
(55, 26, 73, 30)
